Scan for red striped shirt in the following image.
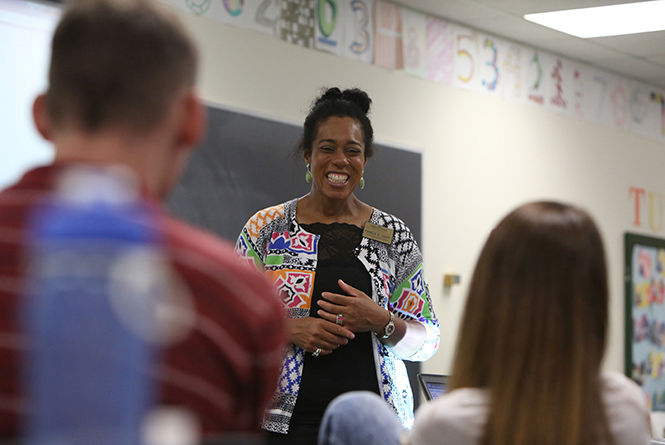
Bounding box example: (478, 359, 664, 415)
(0, 164, 286, 437)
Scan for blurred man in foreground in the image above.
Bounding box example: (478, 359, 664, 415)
(0, 0, 286, 440)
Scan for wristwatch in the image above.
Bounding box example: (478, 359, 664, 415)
(379, 311, 395, 339)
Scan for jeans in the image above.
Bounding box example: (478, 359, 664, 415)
(317, 392, 404, 445)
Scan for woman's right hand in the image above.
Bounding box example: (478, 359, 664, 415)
(288, 317, 356, 355)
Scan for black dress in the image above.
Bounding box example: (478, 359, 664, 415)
(267, 222, 380, 445)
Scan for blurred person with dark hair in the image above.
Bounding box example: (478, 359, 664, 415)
(318, 201, 651, 445)
(0, 0, 285, 440)
(236, 87, 439, 445)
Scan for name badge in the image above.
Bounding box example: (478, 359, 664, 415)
(363, 222, 394, 244)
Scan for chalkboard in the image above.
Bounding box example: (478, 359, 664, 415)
(166, 104, 424, 406)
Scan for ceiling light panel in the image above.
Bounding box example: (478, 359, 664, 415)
(524, 1, 665, 38)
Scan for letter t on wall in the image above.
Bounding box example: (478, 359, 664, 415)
(629, 186, 646, 227)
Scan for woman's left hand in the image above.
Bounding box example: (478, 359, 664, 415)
(317, 279, 390, 333)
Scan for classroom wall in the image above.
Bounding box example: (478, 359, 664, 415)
(3, 0, 664, 433)
(175, 9, 665, 430)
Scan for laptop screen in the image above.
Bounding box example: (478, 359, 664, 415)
(417, 373, 449, 400)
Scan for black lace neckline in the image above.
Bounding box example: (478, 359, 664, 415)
(299, 221, 363, 231)
(299, 222, 363, 263)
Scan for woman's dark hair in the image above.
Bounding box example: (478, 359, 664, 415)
(298, 87, 374, 158)
(450, 201, 611, 445)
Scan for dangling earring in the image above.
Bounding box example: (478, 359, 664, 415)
(305, 164, 312, 183)
(359, 176, 365, 190)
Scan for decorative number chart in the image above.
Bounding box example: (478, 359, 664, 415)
(160, 0, 665, 144)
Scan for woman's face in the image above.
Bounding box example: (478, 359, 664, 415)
(305, 116, 367, 202)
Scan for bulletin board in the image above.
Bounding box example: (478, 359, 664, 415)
(625, 232, 665, 410)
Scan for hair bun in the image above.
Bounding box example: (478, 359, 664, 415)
(314, 87, 371, 115)
(314, 87, 343, 107)
(341, 88, 371, 114)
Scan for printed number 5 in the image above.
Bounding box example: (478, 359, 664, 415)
(456, 33, 475, 83)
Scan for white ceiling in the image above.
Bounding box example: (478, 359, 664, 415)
(392, 0, 665, 88)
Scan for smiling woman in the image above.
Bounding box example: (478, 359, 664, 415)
(301, 115, 368, 223)
(235, 87, 440, 445)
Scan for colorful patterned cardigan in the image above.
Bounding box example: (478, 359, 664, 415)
(235, 198, 439, 433)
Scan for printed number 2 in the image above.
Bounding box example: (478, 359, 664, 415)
(255, 0, 278, 31)
(528, 53, 543, 104)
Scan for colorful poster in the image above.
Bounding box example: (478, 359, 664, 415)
(401, 7, 426, 78)
(279, 0, 315, 47)
(569, 63, 588, 119)
(544, 56, 573, 115)
(524, 49, 550, 108)
(342, 0, 373, 63)
(218, 0, 245, 24)
(452, 24, 478, 91)
(315, 0, 344, 54)
(475, 33, 501, 97)
(499, 42, 526, 103)
(247, 0, 281, 35)
(373, 0, 403, 69)
(650, 89, 665, 140)
(626, 233, 665, 411)
(172, 0, 211, 16)
(609, 76, 631, 130)
(425, 16, 454, 85)
(172, 0, 280, 35)
(225, 0, 281, 36)
(628, 81, 659, 139)
(585, 68, 616, 127)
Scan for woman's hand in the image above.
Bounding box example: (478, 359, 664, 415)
(317, 279, 390, 333)
(288, 317, 355, 356)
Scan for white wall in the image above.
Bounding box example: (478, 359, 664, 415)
(0, 0, 57, 188)
(177, 10, 665, 433)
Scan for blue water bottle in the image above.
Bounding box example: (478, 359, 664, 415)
(22, 166, 166, 445)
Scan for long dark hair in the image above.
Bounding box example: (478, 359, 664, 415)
(450, 201, 611, 445)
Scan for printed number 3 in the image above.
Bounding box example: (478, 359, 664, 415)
(349, 0, 369, 54)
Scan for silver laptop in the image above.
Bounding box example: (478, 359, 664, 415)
(417, 373, 449, 400)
